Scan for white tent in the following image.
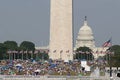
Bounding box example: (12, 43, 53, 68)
(35, 69, 41, 72)
(81, 60, 90, 71)
(15, 63, 22, 67)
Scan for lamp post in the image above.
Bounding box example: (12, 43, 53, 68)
(108, 51, 112, 79)
(22, 52, 23, 60)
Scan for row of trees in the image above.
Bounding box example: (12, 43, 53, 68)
(104, 45, 120, 67)
(75, 45, 120, 67)
(0, 41, 48, 60)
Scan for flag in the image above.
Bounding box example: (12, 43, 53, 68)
(24, 51, 27, 53)
(40, 50, 44, 53)
(102, 51, 105, 54)
(91, 51, 94, 53)
(81, 51, 85, 54)
(79, 51, 82, 53)
(34, 50, 38, 54)
(105, 51, 107, 54)
(102, 39, 111, 47)
(45, 50, 49, 53)
(13, 50, 18, 53)
(53, 50, 56, 53)
(73, 50, 76, 53)
(66, 50, 69, 53)
(108, 52, 111, 54)
(95, 50, 98, 54)
(19, 50, 23, 53)
(60, 50, 63, 53)
(7, 50, 12, 54)
(86, 51, 90, 54)
(111, 52, 114, 55)
(100, 51, 103, 54)
(28, 51, 32, 54)
(105, 50, 110, 54)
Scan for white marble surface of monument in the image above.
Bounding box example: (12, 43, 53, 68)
(49, 0, 73, 61)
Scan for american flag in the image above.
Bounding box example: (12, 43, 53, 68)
(53, 50, 56, 53)
(28, 51, 32, 54)
(13, 50, 18, 53)
(102, 39, 111, 47)
(79, 51, 82, 53)
(24, 51, 27, 53)
(7, 50, 12, 54)
(109, 51, 114, 55)
(34, 50, 38, 54)
(100, 51, 103, 54)
(86, 51, 90, 54)
(60, 50, 63, 53)
(81, 51, 85, 54)
(19, 50, 23, 53)
(66, 50, 69, 53)
(95, 50, 98, 54)
(45, 50, 49, 53)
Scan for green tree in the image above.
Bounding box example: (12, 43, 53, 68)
(4, 41, 18, 50)
(0, 43, 7, 59)
(105, 45, 120, 67)
(75, 47, 94, 60)
(40, 51, 49, 60)
(19, 41, 35, 59)
(19, 41, 35, 51)
(3, 41, 18, 60)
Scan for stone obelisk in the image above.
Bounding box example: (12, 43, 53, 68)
(49, 0, 73, 61)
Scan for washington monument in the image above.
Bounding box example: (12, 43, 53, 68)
(49, 0, 73, 61)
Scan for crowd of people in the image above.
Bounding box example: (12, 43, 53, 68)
(0, 59, 97, 76)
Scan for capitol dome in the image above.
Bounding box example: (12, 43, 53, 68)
(75, 16, 95, 49)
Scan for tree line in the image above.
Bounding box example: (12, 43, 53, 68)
(75, 45, 120, 67)
(104, 45, 120, 67)
(0, 41, 48, 60)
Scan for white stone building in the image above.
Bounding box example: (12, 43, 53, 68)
(75, 16, 95, 49)
(75, 16, 109, 59)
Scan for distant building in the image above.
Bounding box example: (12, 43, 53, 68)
(75, 16, 95, 49)
(35, 46, 49, 53)
(75, 16, 109, 59)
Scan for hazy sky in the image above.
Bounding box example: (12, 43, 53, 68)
(0, 0, 120, 47)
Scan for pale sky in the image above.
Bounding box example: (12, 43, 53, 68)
(0, 0, 120, 47)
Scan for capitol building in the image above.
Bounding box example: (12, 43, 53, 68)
(75, 16, 95, 49)
(75, 16, 108, 59)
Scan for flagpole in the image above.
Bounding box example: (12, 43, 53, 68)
(31, 52, 33, 59)
(80, 52, 82, 60)
(109, 37, 112, 78)
(9, 53, 10, 60)
(14, 52, 15, 60)
(9, 52, 10, 60)
(22, 52, 23, 60)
